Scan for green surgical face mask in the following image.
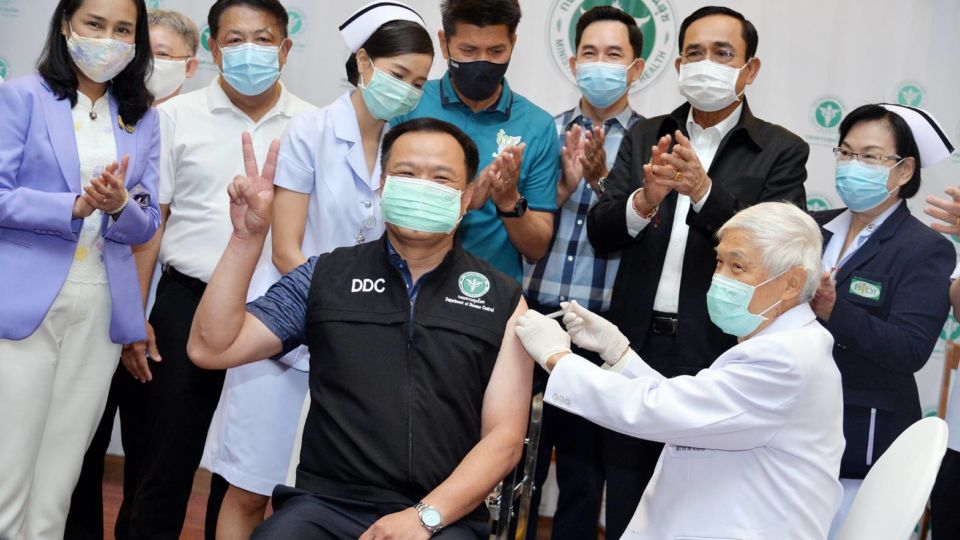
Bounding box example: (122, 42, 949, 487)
(381, 176, 463, 234)
(359, 61, 423, 121)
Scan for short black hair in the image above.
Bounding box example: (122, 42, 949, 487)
(208, 0, 288, 42)
(345, 20, 434, 86)
(575, 5, 644, 60)
(381, 118, 480, 182)
(38, 0, 154, 125)
(441, 0, 521, 37)
(838, 104, 923, 199)
(679, 5, 758, 60)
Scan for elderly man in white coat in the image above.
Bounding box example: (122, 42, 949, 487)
(516, 202, 845, 539)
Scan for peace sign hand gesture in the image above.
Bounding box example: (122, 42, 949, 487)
(228, 132, 280, 239)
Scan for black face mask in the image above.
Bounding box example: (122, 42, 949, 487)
(447, 58, 509, 101)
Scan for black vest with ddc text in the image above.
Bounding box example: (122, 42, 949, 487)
(297, 236, 521, 519)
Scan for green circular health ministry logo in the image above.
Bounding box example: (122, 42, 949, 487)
(896, 82, 924, 107)
(146, 0, 162, 8)
(810, 96, 845, 131)
(287, 8, 305, 36)
(200, 26, 212, 53)
(806, 194, 831, 212)
(0, 57, 9, 80)
(458, 272, 491, 299)
(547, 0, 677, 93)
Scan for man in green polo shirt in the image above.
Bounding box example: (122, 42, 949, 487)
(395, 0, 559, 282)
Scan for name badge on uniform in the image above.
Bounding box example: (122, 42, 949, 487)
(849, 277, 882, 301)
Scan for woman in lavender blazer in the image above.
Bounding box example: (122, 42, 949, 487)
(0, 0, 159, 538)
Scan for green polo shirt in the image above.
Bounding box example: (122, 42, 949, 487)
(394, 72, 559, 281)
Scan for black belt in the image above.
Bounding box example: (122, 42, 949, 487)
(650, 311, 679, 335)
(164, 266, 207, 295)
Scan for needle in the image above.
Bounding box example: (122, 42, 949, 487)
(544, 310, 564, 319)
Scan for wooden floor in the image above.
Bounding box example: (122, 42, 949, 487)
(101, 457, 599, 539)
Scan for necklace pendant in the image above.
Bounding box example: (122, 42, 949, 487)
(89, 111, 98, 121)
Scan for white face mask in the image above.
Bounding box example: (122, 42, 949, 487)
(678, 59, 749, 112)
(65, 24, 136, 83)
(146, 57, 188, 101)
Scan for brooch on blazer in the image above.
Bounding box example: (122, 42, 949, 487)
(118, 115, 136, 134)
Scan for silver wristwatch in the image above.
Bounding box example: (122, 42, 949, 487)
(415, 502, 444, 534)
(593, 175, 608, 194)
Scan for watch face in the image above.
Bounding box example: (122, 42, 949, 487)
(421, 507, 443, 527)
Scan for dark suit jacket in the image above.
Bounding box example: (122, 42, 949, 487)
(587, 100, 808, 376)
(813, 203, 953, 478)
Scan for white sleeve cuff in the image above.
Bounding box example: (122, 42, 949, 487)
(625, 188, 651, 237)
(691, 184, 712, 213)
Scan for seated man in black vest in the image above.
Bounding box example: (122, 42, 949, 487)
(187, 117, 533, 539)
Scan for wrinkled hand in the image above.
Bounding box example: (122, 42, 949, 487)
(580, 126, 607, 186)
(560, 125, 586, 193)
(358, 508, 429, 540)
(121, 321, 161, 383)
(634, 134, 674, 214)
(811, 271, 837, 322)
(488, 144, 526, 212)
(561, 300, 630, 365)
(657, 130, 711, 203)
(515, 310, 571, 372)
(228, 132, 280, 238)
(925, 186, 960, 235)
(83, 154, 130, 214)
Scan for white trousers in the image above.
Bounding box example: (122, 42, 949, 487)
(0, 280, 120, 540)
(827, 477, 863, 540)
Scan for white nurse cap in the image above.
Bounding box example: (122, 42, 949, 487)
(339, 1, 426, 53)
(880, 103, 955, 167)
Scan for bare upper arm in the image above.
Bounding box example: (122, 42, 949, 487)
(188, 312, 284, 370)
(271, 188, 310, 272)
(480, 297, 533, 439)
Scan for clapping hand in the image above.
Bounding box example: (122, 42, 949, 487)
(657, 130, 711, 203)
(925, 186, 960, 235)
(634, 134, 674, 214)
(82, 154, 130, 215)
(560, 124, 586, 194)
(580, 126, 608, 187)
(228, 132, 280, 238)
(489, 143, 526, 212)
(811, 271, 837, 322)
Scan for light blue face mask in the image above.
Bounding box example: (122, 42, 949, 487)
(706, 272, 784, 337)
(381, 176, 463, 234)
(835, 160, 902, 212)
(359, 61, 423, 121)
(575, 61, 632, 109)
(220, 42, 282, 96)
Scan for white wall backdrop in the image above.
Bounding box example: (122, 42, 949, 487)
(2, 0, 959, 413)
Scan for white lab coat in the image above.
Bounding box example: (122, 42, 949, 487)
(545, 303, 845, 539)
(201, 91, 386, 495)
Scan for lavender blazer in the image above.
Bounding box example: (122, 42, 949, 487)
(0, 74, 161, 344)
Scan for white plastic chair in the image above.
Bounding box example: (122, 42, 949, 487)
(285, 393, 311, 486)
(837, 417, 948, 540)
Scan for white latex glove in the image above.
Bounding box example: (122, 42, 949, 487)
(561, 300, 630, 365)
(515, 310, 571, 372)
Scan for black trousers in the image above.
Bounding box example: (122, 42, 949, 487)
(252, 486, 488, 539)
(600, 327, 676, 540)
(124, 270, 226, 539)
(931, 447, 960, 537)
(64, 363, 150, 540)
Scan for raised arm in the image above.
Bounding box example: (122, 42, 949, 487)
(187, 132, 284, 369)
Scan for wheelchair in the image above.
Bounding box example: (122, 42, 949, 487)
(284, 391, 545, 539)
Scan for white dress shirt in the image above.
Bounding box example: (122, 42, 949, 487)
(67, 92, 116, 284)
(157, 78, 315, 282)
(624, 105, 742, 313)
(546, 303, 844, 539)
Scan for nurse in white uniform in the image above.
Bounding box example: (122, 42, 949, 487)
(200, 3, 435, 536)
(516, 202, 845, 539)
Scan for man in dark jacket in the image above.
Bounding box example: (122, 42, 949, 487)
(586, 6, 808, 538)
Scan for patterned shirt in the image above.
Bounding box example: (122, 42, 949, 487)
(522, 104, 641, 312)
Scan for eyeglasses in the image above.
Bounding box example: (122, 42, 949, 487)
(681, 48, 738, 64)
(832, 147, 902, 166)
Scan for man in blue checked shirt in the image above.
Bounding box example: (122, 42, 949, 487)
(521, 6, 644, 539)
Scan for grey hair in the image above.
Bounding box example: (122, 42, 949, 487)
(147, 9, 200, 56)
(718, 202, 822, 303)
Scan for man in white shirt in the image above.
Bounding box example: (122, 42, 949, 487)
(118, 1, 315, 537)
(584, 6, 808, 537)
